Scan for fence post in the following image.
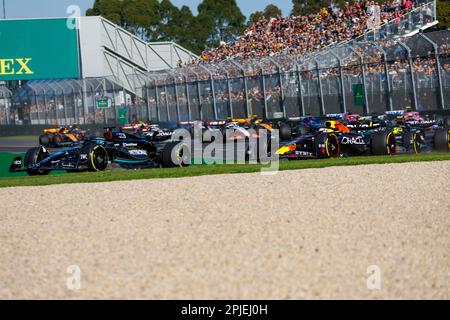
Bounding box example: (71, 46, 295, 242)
(269, 57, 286, 118)
(173, 80, 181, 122)
(102, 79, 108, 124)
(260, 65, 268, 119)
(370, 42, 394, 111)
(397, 40, 418, 110)
(330, 49, 347, 113)
(145, 84, 151, 122)
(81, 80, 89, 125)
(164, 84, 170, 122)
(188, 68, 203, 120)
(43, 90, 48, 125)
(230, 60, 250, 118)
(109, 82, 117, 124)
(420, 33, 445, 109)
(347, 45, 370, 114)
(35, 94, 41, 125)
(91, 86, 97, 125)
(295, 62, 305, 116)
(154, 81, 161, 122)
(198, 64, 218, 120)
(62, 93, 68, 126)
(183, 74, 192, 121)
(216, 63, 233, 119)
(313, 58, 325, 115)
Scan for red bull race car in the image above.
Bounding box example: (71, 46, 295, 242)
(277, 117, 397, 159)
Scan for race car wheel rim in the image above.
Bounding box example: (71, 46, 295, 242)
(386, 132, 397, 155)
(326, 135, 340, 158)
(448, 130, 450, 150)
(104, 131, 113, 140)
(91, 146, 108, 171)
(413, 131, 425, 154)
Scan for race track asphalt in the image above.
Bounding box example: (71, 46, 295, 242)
(0, 137, 38, 153)
(0, 161, 448, 299)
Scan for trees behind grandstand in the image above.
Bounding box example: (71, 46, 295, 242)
(86, 0, 450, 55)
(436, 0, 450, 29)
(292, 0, 330, 16)
(86, 0, 245, 54)
(249, 5, 283, 24)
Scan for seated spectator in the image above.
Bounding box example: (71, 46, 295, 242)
(197, 0, 421, 64)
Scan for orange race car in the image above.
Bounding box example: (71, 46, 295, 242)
(39, 125, 86, 148)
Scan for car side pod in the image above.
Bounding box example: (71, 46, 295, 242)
(9, 157, 24, 173)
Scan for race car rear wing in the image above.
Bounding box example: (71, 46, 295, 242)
(385, 110, 406, 116)
(178, 121, 226, 126)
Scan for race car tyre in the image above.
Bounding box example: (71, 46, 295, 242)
(82, 144, 109, 172)
(315, 133, 340, 158)
(52, 134, 62, 147)
(162, 142, 191, 168)
(434, 127, 450, 151)
(402, 129, 425, 154)
(279, 123, 292, 141)
(39, 134, 51, 147)
(371, 130, 397, 155)
(24, 147, 50, 176)
(412, 130, 426, 154)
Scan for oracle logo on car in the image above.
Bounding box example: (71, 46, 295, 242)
(0, 58, 34, 75)
(341, 136, 365, 145)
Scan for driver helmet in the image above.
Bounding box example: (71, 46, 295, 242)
(343, 112, 360, 122)
(403, 110, 421, 122)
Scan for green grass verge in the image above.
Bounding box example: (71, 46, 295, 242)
(0, 153, 26, 178)
(0, 152, 449, 188)
(0, 153, 65, 178)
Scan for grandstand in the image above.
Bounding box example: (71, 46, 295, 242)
(1, 0, 449, 126)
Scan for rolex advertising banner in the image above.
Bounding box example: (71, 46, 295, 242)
(0, 18, 80, 81)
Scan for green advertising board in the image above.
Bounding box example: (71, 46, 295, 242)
(96, 99, 109, 109)
(352, 84, 365, 106)
(0, 18, 80, 81)
(118, 106, 127, 126)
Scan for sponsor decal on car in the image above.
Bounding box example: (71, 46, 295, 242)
(295, 151, 314, 157)
(341, 136, 365, 145)
(129, 149, 148, 156)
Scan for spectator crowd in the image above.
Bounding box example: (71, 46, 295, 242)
(200, 0, 428, 63)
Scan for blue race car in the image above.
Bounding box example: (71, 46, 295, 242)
(9, 128, 189, 176)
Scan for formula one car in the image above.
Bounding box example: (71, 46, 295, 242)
(120, 121, 174, 142)
(384, 110, 450, 153)
(334, 110, 449, 154)
(10, 129, 189, 176)
(276, 118, 397, 159)
(38, 125, 86, 148)
(179, 116, 286, 143)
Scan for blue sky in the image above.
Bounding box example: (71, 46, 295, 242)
(4, 0, 293, 19)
